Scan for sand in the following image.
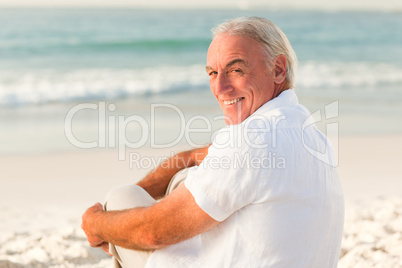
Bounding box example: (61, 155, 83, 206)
(1, 135, 402, 267)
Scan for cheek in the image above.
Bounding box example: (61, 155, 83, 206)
(242, 99, 252, 113)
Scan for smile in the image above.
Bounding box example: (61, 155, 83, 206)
(223, 97, 244, 105)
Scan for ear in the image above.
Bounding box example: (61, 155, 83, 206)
(273, 54, 287, 85)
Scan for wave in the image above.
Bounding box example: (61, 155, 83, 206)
(0, 38, 211, 54)
(295, 61, 402, 89)
(0, 62, 401, 106)
(0, 65, 209, 106)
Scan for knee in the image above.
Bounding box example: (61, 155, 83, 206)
(105, 184, 156, 211)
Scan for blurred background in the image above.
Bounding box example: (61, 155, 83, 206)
(0, 1, 401, 155)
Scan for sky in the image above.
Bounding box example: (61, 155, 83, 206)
(0, 0, 402, 11)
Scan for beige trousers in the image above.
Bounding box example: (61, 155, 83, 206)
(104, 169, 188, 268)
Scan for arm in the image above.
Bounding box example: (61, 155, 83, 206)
(82, 183, 219, 250)
(137, 145, 210, 199)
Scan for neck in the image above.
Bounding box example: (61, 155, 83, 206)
(272, 82, 289, 99)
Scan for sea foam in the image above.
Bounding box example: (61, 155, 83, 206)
(0, 62, 401, 106)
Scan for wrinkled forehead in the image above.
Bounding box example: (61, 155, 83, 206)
(207, 34, 266, 66)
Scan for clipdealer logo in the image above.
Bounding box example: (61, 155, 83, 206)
(64, 102, 220, 160)
(64, 100, 339, 167)
(301, 101, 339, 167)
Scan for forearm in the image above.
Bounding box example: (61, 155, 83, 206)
(91, 207, 159, 250)
(136, 150, 193, 199)
(137, 146, 210, 199)
(82, 184, 219, 252)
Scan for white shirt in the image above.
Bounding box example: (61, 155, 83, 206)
(146, 90, 344, 267)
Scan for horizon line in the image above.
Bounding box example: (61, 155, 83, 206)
(0, 5, 401, 13)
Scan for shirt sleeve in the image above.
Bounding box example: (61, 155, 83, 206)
(184, 139, 263, 222)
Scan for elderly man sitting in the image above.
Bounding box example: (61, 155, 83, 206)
(82, 17, 344, 267)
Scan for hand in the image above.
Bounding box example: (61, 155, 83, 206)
(99, 241, 112, 256)
(81, 203, 109, 252)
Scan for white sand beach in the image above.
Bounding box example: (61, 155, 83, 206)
(1, 135, 402, 267)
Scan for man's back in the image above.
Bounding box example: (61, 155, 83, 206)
(146, 90, 344, 267)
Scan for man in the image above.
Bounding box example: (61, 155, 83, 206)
(82, 17, 344, 267)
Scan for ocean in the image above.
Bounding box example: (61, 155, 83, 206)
(0, 8, 401, 154)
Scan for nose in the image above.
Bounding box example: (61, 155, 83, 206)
(212, 72, 233, 96)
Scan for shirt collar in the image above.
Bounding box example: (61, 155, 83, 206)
(252, 89, 298, 117)
(226, 89, 299, 128)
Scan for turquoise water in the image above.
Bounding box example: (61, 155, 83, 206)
(0, 9, 401, 153)
(0, 9, 401, 105)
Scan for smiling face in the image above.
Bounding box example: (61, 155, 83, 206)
(206, 34, 287, 125)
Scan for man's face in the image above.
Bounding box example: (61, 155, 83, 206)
(206, 34, 276, 125)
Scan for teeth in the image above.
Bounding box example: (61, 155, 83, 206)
(224, 97, 243, 105)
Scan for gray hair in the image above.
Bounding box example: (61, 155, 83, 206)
(211, 17, 297, 88)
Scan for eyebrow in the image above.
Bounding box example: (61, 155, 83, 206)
(226, 58, 247, 68)
(206, 58, 247, 72)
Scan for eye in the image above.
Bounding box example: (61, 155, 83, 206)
(231, 69, 242, 73)
(208, 71, 218, 76)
